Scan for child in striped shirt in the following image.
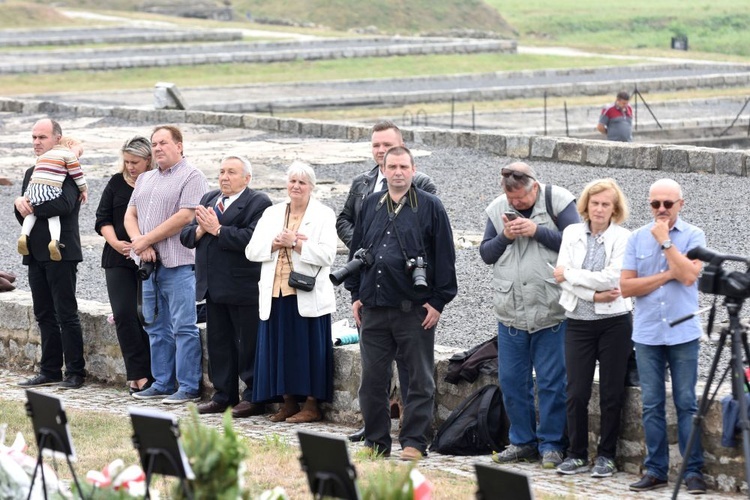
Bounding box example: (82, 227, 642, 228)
(18, 137, 88, 261)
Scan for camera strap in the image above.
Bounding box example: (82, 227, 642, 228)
(283, 204, 320, 276)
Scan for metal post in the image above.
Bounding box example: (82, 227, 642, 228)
(633, 85, 638, 131)
(544, 91, 547, 136)
(451, 97, 455, 129)
(564, 101, 569, 137)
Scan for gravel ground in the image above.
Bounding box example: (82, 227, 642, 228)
(2, 137, 749, 381)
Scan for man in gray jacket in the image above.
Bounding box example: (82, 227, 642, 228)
(479, 162, 579, 469)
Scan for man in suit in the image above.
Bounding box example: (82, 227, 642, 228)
(336, 120, 437, 442)
(180, 156, 272, 416)
(14, 118, 85, 389)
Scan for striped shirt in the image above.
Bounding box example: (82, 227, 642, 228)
(129, 157, 208, 268)
(30, 145, 87, 192)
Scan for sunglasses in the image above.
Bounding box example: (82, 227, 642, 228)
(501, 169, 532, 180)
(649, 199, 680, 209)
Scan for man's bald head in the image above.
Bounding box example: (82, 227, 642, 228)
(31, 118, 62, 157)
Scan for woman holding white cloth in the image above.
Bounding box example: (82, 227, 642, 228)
(553, 178, 633, 478)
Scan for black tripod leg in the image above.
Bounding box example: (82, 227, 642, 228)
(729, 318, 750, 493)
(671, 328, 728, 499)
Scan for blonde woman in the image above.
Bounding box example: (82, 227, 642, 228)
(553, 178, 632, 478)
(95, 136, 154, 394)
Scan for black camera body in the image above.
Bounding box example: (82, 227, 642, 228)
(137, 260, 155, 281)
(688, 246, 750, 299)
(405, 256, 428, 292)
(329, 248, 374, 286)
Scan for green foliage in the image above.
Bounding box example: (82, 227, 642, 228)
(174, 407, 249, 500)
(360, 463, 414, 500)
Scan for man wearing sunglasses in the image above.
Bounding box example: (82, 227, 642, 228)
(480, 162, 579, 469)
(620, 179, 706, 494)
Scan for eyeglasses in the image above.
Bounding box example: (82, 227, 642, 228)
(501, 169, 532, 180)
(649, 199, 680, 209)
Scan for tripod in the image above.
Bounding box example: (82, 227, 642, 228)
(672, 297, 750, 499)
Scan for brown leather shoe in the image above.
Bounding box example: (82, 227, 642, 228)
(400, 446, 423, 462)
(197, 400, 229, 415)
(231, 401, 265, 418)
(269, 405, 300, 422)
(285, 408, 322, 423)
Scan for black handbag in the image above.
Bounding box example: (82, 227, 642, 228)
(288, 270, 317, 292)
(285, 247, 320, 292)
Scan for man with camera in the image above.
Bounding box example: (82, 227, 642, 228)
(180, 156, 272, 416)
(480, 162, 579, 469)
(14, 118, 86, 389)
(337, 120, 437, 443)
(620, 179, 707, 494)
(344, 145, 456, 461)
(125, 125, 208, 404)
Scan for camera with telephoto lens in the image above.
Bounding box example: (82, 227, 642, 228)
(329, 248, 374, 286)
(687, 246, 750, 299)
(405, 256, 428, 292)
(137, 260, 155, 281)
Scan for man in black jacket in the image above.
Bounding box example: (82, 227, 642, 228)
(180, 156, 272, 416)
(337, 121, 437, 442)
(14, 118, 85, 389)
(336, 121, 436, 247)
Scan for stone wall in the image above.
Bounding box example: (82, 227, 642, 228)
(1, 97, 748, 176)
(0, 290, 743, 491)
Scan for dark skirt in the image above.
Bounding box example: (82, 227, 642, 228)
(252, 294, 333, 404)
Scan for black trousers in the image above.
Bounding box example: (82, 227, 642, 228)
(565, 313, 632, 459)
(359, 305, 435, 454)
(105, 266, 152, 381)
(28, 259, 85, 379)
(206, 297, 261, 406)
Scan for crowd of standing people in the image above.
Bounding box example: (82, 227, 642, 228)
(12, 117, 709, 494)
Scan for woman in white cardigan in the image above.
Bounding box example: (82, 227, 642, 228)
(245, 161, 337, 423)
(552, 178, 633, 478)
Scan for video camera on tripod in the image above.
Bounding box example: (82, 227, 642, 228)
(687, 246, 750, 299)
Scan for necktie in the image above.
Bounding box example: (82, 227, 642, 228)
(216, 196, 228, 220)
(380, 178, 388, 191)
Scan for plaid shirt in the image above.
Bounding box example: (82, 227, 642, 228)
(129, 157, 208, 268)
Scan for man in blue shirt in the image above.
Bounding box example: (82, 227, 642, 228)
(346, 146, 457, 461)
(621, 178, 706, 494)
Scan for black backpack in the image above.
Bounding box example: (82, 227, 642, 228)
(430, 384, 509, 456)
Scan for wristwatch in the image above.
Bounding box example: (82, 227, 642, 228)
(216, 226, 221, 237)
(660, 239, 672, 250)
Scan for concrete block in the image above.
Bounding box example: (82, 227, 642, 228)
(321, 123, 350, 139)
(241, 114, 260, 130)
(278, 118, 300, 135)
(636, 145, 661, 170)
(217, 113, 242, 128)
(660, 147, 689, 173)
(185, 110, 209, 124)
(556, 138, 585, 163)
(530, 136, 557, 159)
(346, 126, 371, 142)
(585, 142, 611, 166)
(608, 144, 637, 169)
(687, 148, 715, 173)
(455, 131, 478, 149)
(298, 120, 323, 137)
(475, 132, 506, 156)
(714, 150, 746, 176)
(256, 116, 280, 132)
(505, 134, 531, 158)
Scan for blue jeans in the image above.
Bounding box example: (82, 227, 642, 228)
(635, 339, 704, 480)
(142, 264, 201, 394)
(497, 322, 567, 453)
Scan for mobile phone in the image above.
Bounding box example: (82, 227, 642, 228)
(504, 211, 519, 221)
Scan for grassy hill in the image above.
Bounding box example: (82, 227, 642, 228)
(0, 2, 77, 29)
(490, 0, 750, 56)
